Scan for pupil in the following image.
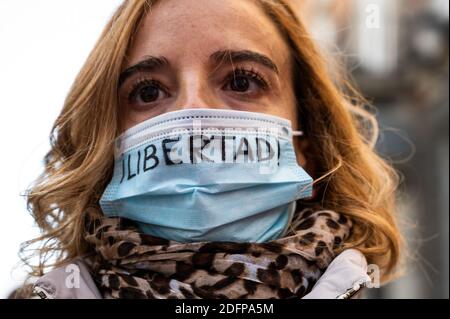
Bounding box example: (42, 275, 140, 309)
(140, 85, 159, 103)
(231, 76, 249, 92)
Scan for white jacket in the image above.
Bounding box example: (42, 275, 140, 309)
(33, 249, 371, 299)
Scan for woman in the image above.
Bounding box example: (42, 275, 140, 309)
(22, 0, 402, 299)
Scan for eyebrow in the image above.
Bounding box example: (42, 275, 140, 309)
(119, 56, 170, 87)
(209, 50, 279, 75)
(118, 49, 279, 88)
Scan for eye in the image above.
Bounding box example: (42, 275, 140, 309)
(224, 68, 269, 95)
(230, 75, 250, 92)
(128, 79, 169, 105)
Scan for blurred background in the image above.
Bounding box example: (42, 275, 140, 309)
(0, 0, 448, 298)
(292, 0, 449, 298)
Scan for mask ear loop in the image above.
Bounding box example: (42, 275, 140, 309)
(284, 157, 344, 237)
(292, 128, 342, 196)
(296, 156, 344, 194)
(292, 130, 304, 137)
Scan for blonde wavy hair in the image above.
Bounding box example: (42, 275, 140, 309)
(21, 0, 402, 287)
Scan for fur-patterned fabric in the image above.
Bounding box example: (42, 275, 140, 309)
(83, 205, 352, 299)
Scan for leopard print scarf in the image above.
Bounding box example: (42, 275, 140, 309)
(83, 205, 352, 299)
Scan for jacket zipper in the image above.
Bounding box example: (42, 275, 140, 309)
(336, 279, 369, 299)
(33, 285, 55, 299)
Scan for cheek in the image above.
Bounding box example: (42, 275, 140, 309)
(276, 93, 300, 131)
(296, 150, 307, 167)
(120, 111, 139, 133)
(293, 138, 309, 168)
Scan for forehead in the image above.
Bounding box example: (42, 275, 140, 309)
(126, 0, 291, 69)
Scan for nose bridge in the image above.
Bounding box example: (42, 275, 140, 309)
(176, 68, 221, 110)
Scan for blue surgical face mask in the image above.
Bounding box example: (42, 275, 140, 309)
(100, 108, 313, 243)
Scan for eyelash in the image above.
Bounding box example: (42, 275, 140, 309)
(126, 67, 270, 102)
(224, 67, 270, 91)
(127, 78, 168, 102)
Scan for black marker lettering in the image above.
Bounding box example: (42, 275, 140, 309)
(137, 150, 141, 175)
(190, 135, 194, 164)
(201, 136, 214, 162)
(119, 155, 125, 184)
(221, 135, 226, 162)
(235, 137, 250, 163)
(127, 154, 137, 180)
(144, 144, 159, 171)
(231, 136, 238, 162)
(256, 137, 274, 162)
(162, 137, 182, 165)
(277, 139, 281, 166)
